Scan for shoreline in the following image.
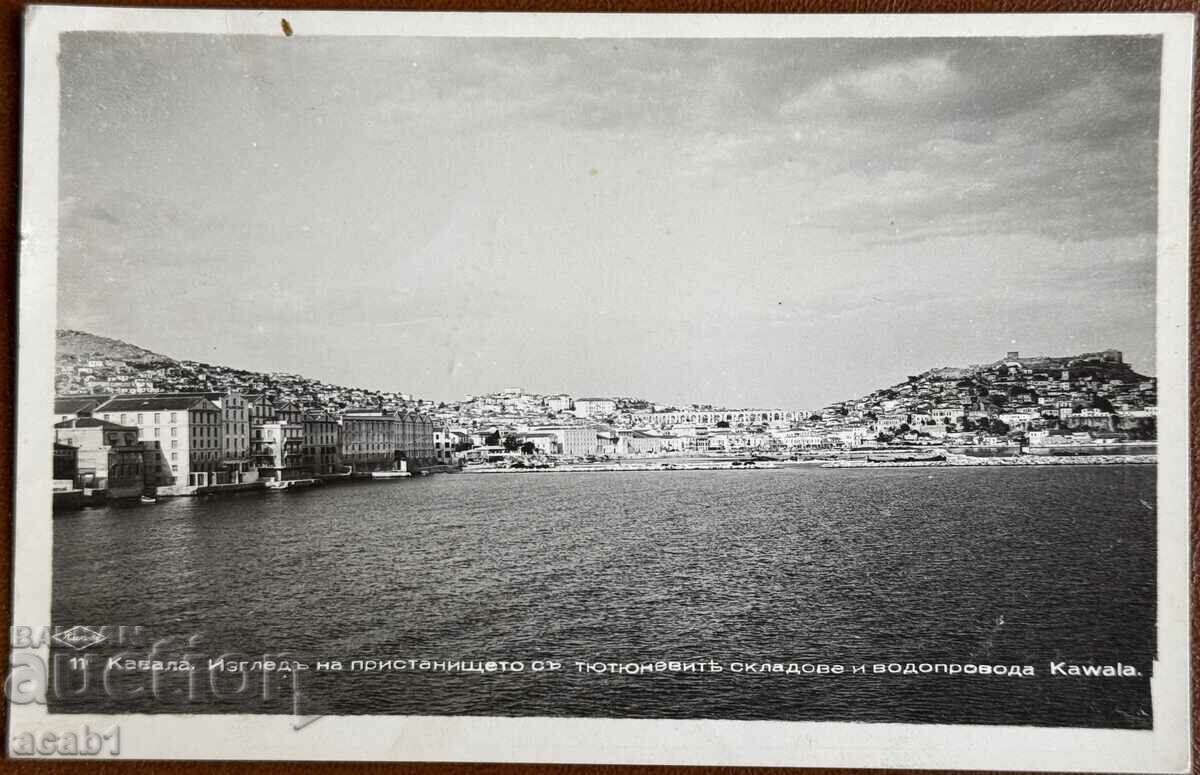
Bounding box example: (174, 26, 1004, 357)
(461, 454, 1157, 473)
(822, 454, 1157, 468)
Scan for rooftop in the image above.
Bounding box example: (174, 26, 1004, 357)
(55, 417, 138, 431)
(54, 395, 111, 414)
(96, 395, 219, 412)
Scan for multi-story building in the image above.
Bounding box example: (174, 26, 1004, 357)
(339, 410, 402, 473)
(405, 411, 436, 464)
(252, 421, 305, 481)
(930, 406, 965, 425)
(534, 425, 598, 458)
(338, 409, 439, 473)
(275, 400, 305, 425)
(616, 429, 673, 456)
(433, 426, 462, 465)
(301, 411, 341, 476)
(545, 395, 573, 413)
(573, 398, 617, 418)
(53, 416, 139, 490)
(158, 391, 254, 483)
(94, 395, 224, 487)
(515, 432, 558, 454)
(54, 395, 112, 424)
(245, 394, 276, 426)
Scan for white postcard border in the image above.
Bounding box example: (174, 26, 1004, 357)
(12, 7, 1194, 770)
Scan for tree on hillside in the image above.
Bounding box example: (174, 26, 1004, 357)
(503, 436, 520, 452)
(520, 441, 536, 455)
(485, 431, 501, 447)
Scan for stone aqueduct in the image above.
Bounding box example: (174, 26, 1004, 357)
(644, 410, 799, 427)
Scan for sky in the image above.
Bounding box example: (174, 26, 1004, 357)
(57, 33, 1161, 410)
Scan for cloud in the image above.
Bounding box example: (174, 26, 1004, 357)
(782, 55, 960, 116)
(55, 32, 1162, 406)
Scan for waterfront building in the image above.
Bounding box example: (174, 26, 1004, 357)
(53, 417, 139, 490)
(53, 442, 78, 484)
(774, 429, 826, 449)
(338, 409, 437, 473)
(831, 427, 870, 448)
(252, 421, 305, 481)
(596, 429, 619, 456)
(94, 395, 223, 487)
(534, 425, 598, 458)
(158, 391, 254, 483)
(433, 427, 463, 465)
(462, 445, 509, 464)
(468, 428, 500, 449)
(408, 411, 436, 464)
(301, 411, 341, 476)
(616, 429, 673, 456)
(573, 398, 617, 418)
(667, 422, 712, 451)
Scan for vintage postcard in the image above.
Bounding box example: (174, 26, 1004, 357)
(11, 7, 1194, 769)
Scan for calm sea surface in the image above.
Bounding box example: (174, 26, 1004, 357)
(50, 466, 1156, 727)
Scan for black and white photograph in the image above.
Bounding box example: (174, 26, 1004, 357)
(11, 7, 1193, 769)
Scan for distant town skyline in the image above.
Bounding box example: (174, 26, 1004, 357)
(57, 34, 1160, 409)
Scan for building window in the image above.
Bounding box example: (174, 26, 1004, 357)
(170, 413, 177, 423)
(171, 440, 178, 449)
(171, 427, 177, 438)
(154, 428, 160, 438)
(154, 413, 160, 424)
(137, 414, 143, 424)
(171, 452, 177, 461)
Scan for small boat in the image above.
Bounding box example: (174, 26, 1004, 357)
(369, 470, 411, 479)
(139, 495, 157, 504)
(265, 478, 321, 490)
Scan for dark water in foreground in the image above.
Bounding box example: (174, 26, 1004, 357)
(51, 466, 1156, 727)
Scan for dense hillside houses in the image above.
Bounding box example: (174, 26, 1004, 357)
(795, 349, 1156, 452)
(53, 330, 1158, 500)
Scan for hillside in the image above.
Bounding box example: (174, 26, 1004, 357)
(54, 329, 420, 412)
(56, 330, 176, 366)
(813, 347, 1155, 436)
